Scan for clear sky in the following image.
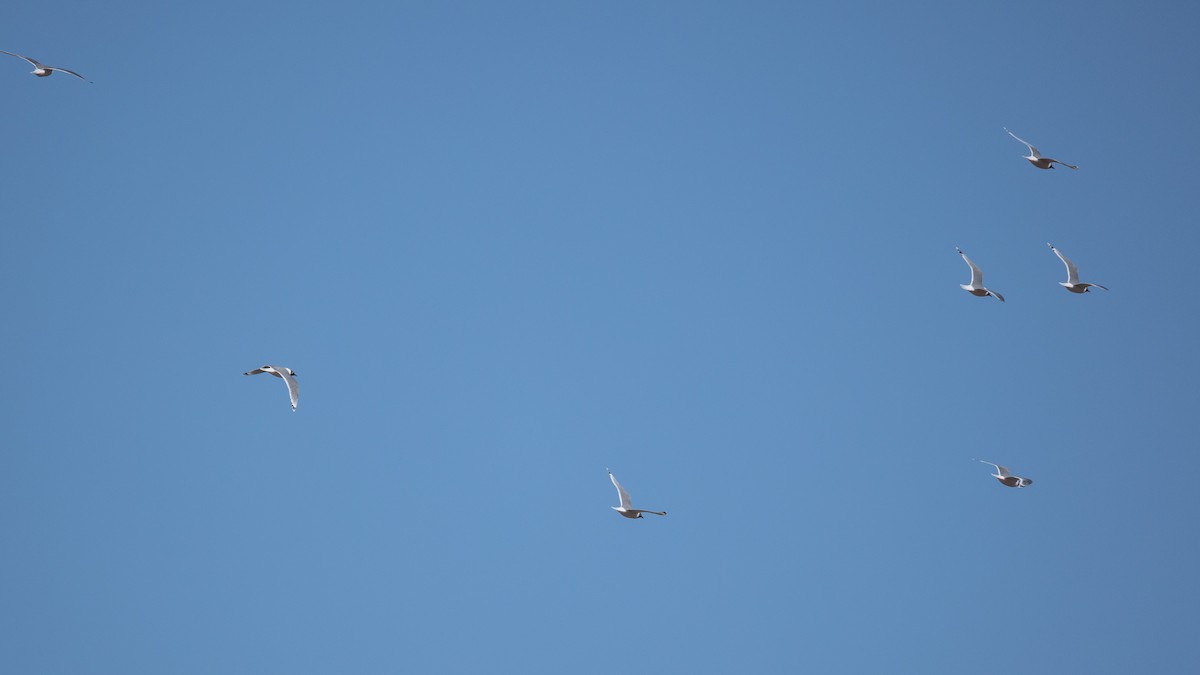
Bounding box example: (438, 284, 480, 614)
(3, 1, 1199, 673)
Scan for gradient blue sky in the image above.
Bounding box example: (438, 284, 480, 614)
(4, 2, 1200, 673)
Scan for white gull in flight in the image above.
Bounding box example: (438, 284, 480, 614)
(1048, 243, 1108, 293)
(1004, 127, 1076, 170)
(244, 365, 299, 411)
(976, 460, 1033, 488)
(1, 50, 90, 82)
(957, 248, 1005, 302)
(608, 469, 666, 519)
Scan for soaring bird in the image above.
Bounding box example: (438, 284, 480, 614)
(608, 469, 666, 519)
(976, 460, 1033, 488)
(244, 365, 299, 411)
(1004, 127, 1076, 170)
(956, 248, 1005, 302)
(0, 50, 89, 82)
(1048, 243, 1108, 293)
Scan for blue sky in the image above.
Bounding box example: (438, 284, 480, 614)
(3, 1, 1199, 672)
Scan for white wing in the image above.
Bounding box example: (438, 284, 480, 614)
(976, 459, 1010, 477)
(609, 470, 633, 509)
(244, 366, 269, 376)
(1048, 244, 1079, 284)
(957, 248, 983, 287)
(0, 50, 41, 68)
(1004, 127, 1041, 157)
(281, 370, 299, 411)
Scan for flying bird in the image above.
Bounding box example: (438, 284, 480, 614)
(1048, 243, 1108, 293)
(608, 469, 666, 519)
(1004, 127, 1076, 170)
(976, 460, 1032, 488)
(956, 248, 1005, 302)
(244, 365, 299, 411)
(0, 50, 90, 82)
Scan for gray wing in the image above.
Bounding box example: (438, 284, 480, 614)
(1048, 158, 1078, 170)
(1004, 127, 1040, 157)
(1048, 244, 1079, 284)
(609, 470, 633, 509)
(0, 50, 41, 68)
(988, 289, 1005, 302)
(244, 366, 269, 376)
(48, 66, 88, 81)
(281, 371, 299, 411)
(957, 248, 983, 287)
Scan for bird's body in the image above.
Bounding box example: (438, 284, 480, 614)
(956, 248, 1005, 302)
(244, 365, 299, 411)
(1048, 243, 1108, 293)
(608, 469, 666, 519)
(976, 460, 1032, 488)
(0, 50, 89, 81)
(1004, 127, 1076, 170)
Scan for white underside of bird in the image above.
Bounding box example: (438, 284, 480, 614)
(244, 365, 299, 411)
(1004, 127, 1076, 170)
(608, 469, 666, 518)
(976, 459, 1032, 488)
(1048, 243, 1108, 293)
(956, 248, 1005, 302)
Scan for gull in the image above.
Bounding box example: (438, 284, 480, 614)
(956, 248, 1005, 302)
(1048, 243, 1108, 293)
(976, 459, 1033, 488)
(0, 50, 90, 82)
(608, 469, 666, 519)
(1004, 127, 1077, 170)
(244, 365, 299, 411)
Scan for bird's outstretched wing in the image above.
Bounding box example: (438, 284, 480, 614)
(1048, 159, 1078, 170)
(281, 370, 299, 411)
(48, 66, 89, 82)
(0, 50, 41, 68)
(987, 289, 1005, 302)
(976, 459, 1010, 477)
(1048, 244, 1079, 284)
(608, 470, 633, 509)
(957, 248, 984, 287)
(1003, 127, 1040, 157)
(244, 366, 270, 376)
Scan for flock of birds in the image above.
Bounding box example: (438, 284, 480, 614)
(8, 50, 1085, 516)
(955, 241, 1107, 303)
